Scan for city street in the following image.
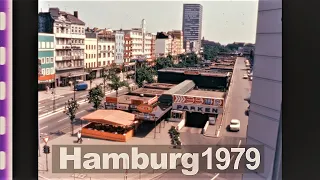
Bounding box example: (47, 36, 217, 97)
(39, 87, 130, 141)
(220, 57, 251, 140)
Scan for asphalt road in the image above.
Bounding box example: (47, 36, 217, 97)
(221, 57, 251, 139)
(39, 88, 130, 140)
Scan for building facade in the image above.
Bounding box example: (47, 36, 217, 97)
(155, 32, 172, 57)
(114, 30, 125, 65)
(243, 0, 282, 179)
(38, 33, 56, 89)
(124, 33, 132, 63)
(84, 32, 97, 69)
(168, 30, 184, 55)
(39, 8, 86, 87)
(182, 4, 203, 50)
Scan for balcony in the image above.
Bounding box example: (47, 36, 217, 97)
(56, 65, 84, 71)
(55, 44, 71, 49)
(72, 55, 84, 60)
(55, 56, 72, 61)
(71, 44, 85, 49)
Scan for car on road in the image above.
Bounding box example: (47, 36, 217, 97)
(243, 74, 248, 79)
(229, 119, 240, 132)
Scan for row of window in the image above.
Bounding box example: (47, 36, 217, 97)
(40, 67, 55, 76)
(56, 39, 84, 45)
(86, 45, 115, 50)
(39, 57, 54, 64)
(85, 61, 114, 68)
(55, 27, 85, 35)
(38, 42, 54, 49)
(85, 53, 115, 59)
(56, 60, 84, 69)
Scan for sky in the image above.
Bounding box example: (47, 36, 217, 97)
(39, 0, 259, 45)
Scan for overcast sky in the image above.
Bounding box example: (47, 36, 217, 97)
(39, 0, 259, 45)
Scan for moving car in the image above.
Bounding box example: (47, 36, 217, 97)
(74, 83, 88, 91)
(243, 74, 248, 79)
(229, 119, 240, 132)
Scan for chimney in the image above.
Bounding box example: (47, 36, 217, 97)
(74, 11, 78, 18)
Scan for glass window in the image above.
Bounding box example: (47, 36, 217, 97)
(41, 42, 45, 48)
(51, 67, 54, 74)
(51, 42, 54, 48)
(46, 57, 49, 63)
(46, 68, 50, 75)
(38, 42, 41, 48)
(41, 69, 45, 76)
(50, 57, 54, 63)
(41, 57, 45, 64)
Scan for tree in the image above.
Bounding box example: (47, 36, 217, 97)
(85, 68, 95, 89)
(108, 73, 129, 97)
(136, 65, 155, 87)
(87, 84, 105, 110)
(154, 57, 174, 70)
(64, 98, 79, 135)
(101, 67, 108, 94)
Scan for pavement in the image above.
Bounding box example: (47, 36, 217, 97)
(38, 121, 181, 180)
(39, 86, 134, 141)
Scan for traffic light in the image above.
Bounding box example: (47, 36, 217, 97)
(43, 145, 50, 154)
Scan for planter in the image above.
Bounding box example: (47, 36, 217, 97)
(81, 123, 134, 142)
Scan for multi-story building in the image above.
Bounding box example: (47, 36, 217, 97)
(182, 4, 203, 50)
(114, 30, 125, 65)
(38, 8, 86, 87)
(84, 31, 97, 70)
(190, 40, 200, 54)
(123, 33, 132, 63)
(150, 33, 156, 60)
(168, 30, 184, 55)
(155, 32, 172, 57)
(97, 28, 115, 67)
(243, 0, 282, 180)
(38, 33, 56, 89)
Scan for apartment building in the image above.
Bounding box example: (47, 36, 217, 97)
(155, 32, 172, 57)
(114, 30, 125, 65)
(38, 8, 86, 87)
(123, 33, 132, 63)
(168, 30, 184, 55)
(150, 33, 156, 60)
(97, 28, 115, 67)
(243, 0, 282, 180)
(84, 31, 97, 70)
(38, 33, 55, 89)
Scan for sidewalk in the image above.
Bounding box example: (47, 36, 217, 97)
(38, 121, 179, 180)
(39, 76, 133, 101)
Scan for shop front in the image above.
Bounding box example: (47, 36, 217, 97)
(171, 94, 224, 128)
(38, 74, 56, 90)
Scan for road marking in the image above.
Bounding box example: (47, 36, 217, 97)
(216, 130, 220, 137)
(80, 94, 87, 98)
(39, 126, 48, 131)
(211, 173, 219, 180)
(238, 140, 242, 147)
(58, 110, 87, 122)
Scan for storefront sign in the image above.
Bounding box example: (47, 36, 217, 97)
(134, 112, 155, 120)
(173, 103, 223, 114)
(173, 95, 224, 107)
(106, 97, 117, 104)
(117, 104, 129, 111)
(184, 71, 200, 75)
(147, 96, 158, 105)
(131, 99, 144, 106)
(137, 104, 153, 113)
(105, 102, 117, 109)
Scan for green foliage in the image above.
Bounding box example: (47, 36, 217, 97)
(87, 85, 105, 110)
(136, 65, 155, 87)
(155, 57, 174, 70)
(107, 71, 129, 97)
(175, 53, 200, 67)
(64, 98, 79, 135)
(85, 68, 96, 89)
(168, 126, 181, 148)
(101, 67, 109, 93)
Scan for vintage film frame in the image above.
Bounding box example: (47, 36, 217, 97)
(0, 0, 12, 179)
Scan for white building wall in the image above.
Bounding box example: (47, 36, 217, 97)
(130, 31, 143, 58)
(243, 0, 282, 179)
(84, 38, 97, 68)
(98, 41, 114, 66)
(115, 31, 125, 65)
(155, 39, 166, 56)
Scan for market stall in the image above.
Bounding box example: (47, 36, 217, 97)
(80, 110, 136, 142)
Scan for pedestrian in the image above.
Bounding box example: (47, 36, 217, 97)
(77, 131, 83, 143)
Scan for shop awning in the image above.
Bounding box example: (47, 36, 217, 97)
(80, 110, 135, 126)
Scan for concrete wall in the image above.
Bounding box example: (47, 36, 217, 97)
(243, 0, 282, 179)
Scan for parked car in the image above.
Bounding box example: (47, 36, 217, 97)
(243, 74, 248, 79)
(74, 83, 88, 91)
(229, 119, 240, 132)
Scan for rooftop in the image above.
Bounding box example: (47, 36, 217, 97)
(186, 90, 226, 99)
(143, 83, 176, 90)
(158, 68, 229, 77)
(130, 88, 165, 96)
(117, 95, 152, 104)
(48, 8, 85, 25)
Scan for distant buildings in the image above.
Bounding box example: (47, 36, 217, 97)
(155, 32, 172, 58)
(182, 4, 203, 51)
(38, 33, 55, 89)
(38, 8, 86, 87)
(167, 30, 184, 55)
(114, 30, 125, 65)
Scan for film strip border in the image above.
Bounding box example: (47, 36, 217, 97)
(0, 0, 11, 179)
